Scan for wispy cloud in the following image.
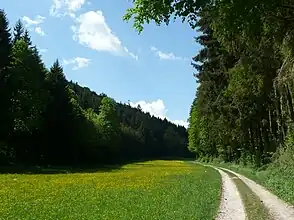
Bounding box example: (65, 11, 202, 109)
(71, 10, 138, 60)
(150, 46, 186, 61)
(22, 15, 46, 36)
(50, 0, 87, 18)
(22, 15, 45, 26)
(63, 57, 91, 70)
(34, 27, 46, 36)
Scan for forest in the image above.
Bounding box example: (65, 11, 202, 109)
(2, 2, 294, 218)
(124, 0, 294, 168)
(0, 9, 191, 166)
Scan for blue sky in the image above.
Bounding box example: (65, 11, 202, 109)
(2, 0, 201, 127)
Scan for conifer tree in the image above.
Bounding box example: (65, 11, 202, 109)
(12, 19, 24, 44)
(0, 9, 12, 163)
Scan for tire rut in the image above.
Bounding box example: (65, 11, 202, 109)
(219, 167, 294, 220)
(214, 167, 246, 220)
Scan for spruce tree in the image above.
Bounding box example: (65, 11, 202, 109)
(0, 9, 11, 71)
(0, 9, 12, 161)
(23, 29, 32, 47)
(12, 19, 24, 44)
(8, 39, 47, 162)
(43, 60, 75, 164)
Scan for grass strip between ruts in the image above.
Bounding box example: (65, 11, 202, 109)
(219, 168, 273, 220)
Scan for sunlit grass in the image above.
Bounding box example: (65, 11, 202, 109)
(0, 160, 221, 220)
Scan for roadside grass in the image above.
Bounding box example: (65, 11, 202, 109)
(0, 160, 221, 220)
(220, 168, 272, 220)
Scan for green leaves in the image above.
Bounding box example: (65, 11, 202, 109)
(9, 39, 46, 133)
(187, 97, 200, 154)
(123, 0, 205, 33)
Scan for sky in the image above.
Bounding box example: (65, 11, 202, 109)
(2, 0, 201, 128)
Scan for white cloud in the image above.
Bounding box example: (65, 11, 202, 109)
(35, 27, 46, 36)
(22, 15, 46, 36)
(124, 46, 138, 60)
(150, 46, 186, 61)
(63, 57, 91, 70)
(71, 10, 138, 60)
(150, 46, 157, 52)
(130, 99, 167, 119)
(171, 120, 189, 128)
(22, 15, 45, 26)
(50, 0, 87, 18)
(129, 99, 188, 128)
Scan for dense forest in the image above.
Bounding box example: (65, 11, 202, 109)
(0, 9, 191, 166)
(124, 0, 294, 167)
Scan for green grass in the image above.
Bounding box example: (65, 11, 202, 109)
(0, 160, 221, 220)
(220, 168, 272, 220)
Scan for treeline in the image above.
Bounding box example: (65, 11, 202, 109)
(0, 10, 191, 166)
(124, 0, 294, 167)
(186, 2, 294, 166)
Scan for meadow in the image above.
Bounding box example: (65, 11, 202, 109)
(0, 160, 221, 220)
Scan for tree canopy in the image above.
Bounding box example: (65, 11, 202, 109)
(124, 0, 294, 166)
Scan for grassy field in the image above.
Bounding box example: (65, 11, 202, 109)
(0, 160, 221, 220)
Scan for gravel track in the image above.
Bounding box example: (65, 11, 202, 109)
(214, 167, 246, 220)
(219, 167, 294, 220)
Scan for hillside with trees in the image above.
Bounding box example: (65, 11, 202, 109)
(0, 9, 191, 166)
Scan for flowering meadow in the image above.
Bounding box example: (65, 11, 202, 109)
(0, 161, 221, 220)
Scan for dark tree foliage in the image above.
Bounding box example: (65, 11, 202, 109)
(124, 0, 294, 167)
(12, 19, 24, 44)
(0, 10, 191, 166)
(69, 82, 191, 162)
(0, 10, 12, 163)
